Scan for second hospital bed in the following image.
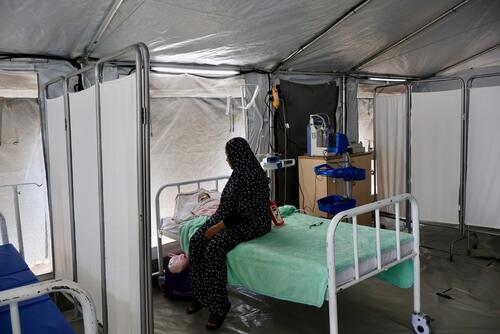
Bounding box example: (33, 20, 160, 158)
(155, 176, 429, 334)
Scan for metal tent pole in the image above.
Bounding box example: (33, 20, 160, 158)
(42, 76, 67, 279)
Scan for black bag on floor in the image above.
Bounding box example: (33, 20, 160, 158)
(161, 255, 192, 300)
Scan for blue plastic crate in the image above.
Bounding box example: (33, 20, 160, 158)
(317, 195, 356, 215)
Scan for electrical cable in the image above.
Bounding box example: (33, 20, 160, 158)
(282, 98, 288, 204)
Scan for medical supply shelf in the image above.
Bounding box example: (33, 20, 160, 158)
(298, 152, 373, 225)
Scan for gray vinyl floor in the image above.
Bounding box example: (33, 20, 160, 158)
(152, 225, 500, 334)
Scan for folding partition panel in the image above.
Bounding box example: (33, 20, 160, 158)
(411, 90, 461, 225)
(44, 43, 151, 334)
(99, 74, 142, 334)
(68, 86, 103, 323)
(374, 90, 407, 204)
(466, 85, 500, 230)
(45, 96, 73, 280)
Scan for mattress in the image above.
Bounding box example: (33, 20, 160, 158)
(336, 238, 413, 286)
(179, 206, 415, 308)
(0, 244, 75, 334)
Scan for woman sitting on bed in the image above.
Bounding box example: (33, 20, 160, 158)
(187, 137, 271, 330)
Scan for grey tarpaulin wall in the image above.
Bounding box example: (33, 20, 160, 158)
(42, 43, 152, 334)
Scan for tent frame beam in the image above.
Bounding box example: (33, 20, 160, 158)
(84, 0, 125, 58)
(352, 0, 471, 71)
(432, 41, 500, 77)
(272, 0, 373, 72)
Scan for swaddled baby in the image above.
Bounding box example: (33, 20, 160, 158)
(191, 192, 220, 217)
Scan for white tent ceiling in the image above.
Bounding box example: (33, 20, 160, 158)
(1, 0, 500, 77)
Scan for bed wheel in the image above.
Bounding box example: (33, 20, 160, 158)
(412, 313, 431, 334)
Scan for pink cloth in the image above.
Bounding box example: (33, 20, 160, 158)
(191, 198, 220, 217)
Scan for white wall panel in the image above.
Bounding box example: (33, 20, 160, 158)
(411, 90, 461, 224)
(100, 74, 141, 334)
(466, 86, 500, 229)
(45, 96, 72, 279)
(69, 86, 103, 323)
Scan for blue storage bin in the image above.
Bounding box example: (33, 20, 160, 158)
(317, 195, 356, 215)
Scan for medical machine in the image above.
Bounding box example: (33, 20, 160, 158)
(260, 153, 295, 170)
(307, 114, 335, 156)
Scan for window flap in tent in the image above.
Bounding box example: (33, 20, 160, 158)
(0, 71, 38, 98)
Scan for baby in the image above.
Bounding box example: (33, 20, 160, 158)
(192, 192, 220, 217)
(197, 192, 211, 203)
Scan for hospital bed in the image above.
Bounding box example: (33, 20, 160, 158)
(155, 177, 429, 334)
(0, 243, 98, 334)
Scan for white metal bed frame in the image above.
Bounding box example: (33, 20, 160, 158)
(0, 279, 98, 334)
(155, 177, 429, 333)
(328, 193, 429, 333)
(155, 175, 230, 276)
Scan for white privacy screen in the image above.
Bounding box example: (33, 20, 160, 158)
(68, 86, 103, 323)
(411, 90, 461, 224)
(45, 96, 73, 280)
(100, 74, 141, 334)
(466, 86, 500, 229)
(375, 94, 407, 210)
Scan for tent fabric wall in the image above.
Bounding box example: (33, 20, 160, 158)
(151, 97, 244, 241)
(100, 74, 141, 334)
(374, 92, 407, 209)
(68, 86, 103, 323)
(45, 96, 73, 280)
(411, 90, 461, 224)
(151, 73, 264, 246)
(0, 98, 50, 269)
(0, 71, 38, 98)
(466, 85, 500, 230)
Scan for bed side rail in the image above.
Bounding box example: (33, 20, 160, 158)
(0, 279, 98, 334)
(327, 193, 421, 334)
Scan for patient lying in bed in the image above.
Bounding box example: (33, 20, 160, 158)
(192, 192, 220, 217)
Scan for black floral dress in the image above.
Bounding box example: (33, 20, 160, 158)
(189, 137, 271, 316)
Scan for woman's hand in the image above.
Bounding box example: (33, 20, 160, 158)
(205, 221, 225, 240)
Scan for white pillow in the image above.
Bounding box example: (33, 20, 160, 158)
(172, 188, 221, 223)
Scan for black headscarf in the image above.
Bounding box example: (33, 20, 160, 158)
(207, 137, 270, 229)
(225, 137, 263, 173)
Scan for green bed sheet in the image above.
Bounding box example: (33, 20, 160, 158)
(179, 206, 414, 308)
